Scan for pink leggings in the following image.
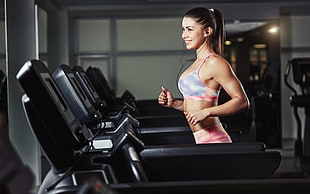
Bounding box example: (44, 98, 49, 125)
(193, 123, 232, 144)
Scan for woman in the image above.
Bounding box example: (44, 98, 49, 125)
(158, 7, 250, 144)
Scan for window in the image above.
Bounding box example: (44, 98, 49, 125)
(74, 16, 191, 100)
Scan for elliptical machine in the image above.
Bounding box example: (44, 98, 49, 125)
(284, 58, 310, 175)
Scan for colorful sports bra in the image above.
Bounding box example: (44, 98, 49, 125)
(178, 53, 220, 102)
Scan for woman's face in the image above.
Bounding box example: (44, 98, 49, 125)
(182, 17, 206, 50)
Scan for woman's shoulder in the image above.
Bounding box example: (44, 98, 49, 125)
(206, 53, 229, 68)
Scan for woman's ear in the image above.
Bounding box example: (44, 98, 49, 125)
(204, 27, 213, 37)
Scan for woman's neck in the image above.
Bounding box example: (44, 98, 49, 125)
(196, 44, 214, 61)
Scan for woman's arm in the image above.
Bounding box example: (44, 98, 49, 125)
(158, 87, 184, 111)
(208, 57, 250, 116)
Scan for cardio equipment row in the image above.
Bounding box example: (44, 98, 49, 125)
(15, 59, 295, 194)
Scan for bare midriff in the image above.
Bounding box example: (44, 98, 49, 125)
(183, 99, 221, 132)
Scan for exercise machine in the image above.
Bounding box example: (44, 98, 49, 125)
(16, 59, 284, 194)
(285, 58, 310, 174)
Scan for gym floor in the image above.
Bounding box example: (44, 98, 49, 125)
(270, 138, 309, 178)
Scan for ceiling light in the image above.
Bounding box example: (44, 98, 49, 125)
(268, 26, 279, 34)
(237, 37, 244, 42)
(225, 40, 232, 46)
(253, 44, 266, 49)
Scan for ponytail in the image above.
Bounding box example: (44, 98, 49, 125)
(213, 9, 225, 57)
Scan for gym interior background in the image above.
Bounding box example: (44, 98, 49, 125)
(1, 0, 310, 190)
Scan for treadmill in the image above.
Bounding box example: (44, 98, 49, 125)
(53, 64, 139, 133)
(16, 59, 284, 194)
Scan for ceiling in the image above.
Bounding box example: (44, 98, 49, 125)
(44, 0, 287, 36)
(1, 0, 308, 10)
(42, 0, 310, 34)
(47, 0, 310, 6)
(3, 0, 309, 36)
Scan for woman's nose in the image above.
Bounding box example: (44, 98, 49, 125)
(182, 31, 187, 39)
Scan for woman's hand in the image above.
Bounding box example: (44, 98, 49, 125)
(158, 86, 174, 107)
(184, 109, 209, 125)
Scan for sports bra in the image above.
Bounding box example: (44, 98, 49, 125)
(178, 53, 220, 102)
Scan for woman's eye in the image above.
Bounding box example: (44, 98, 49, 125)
(182, 27, 194, 32)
